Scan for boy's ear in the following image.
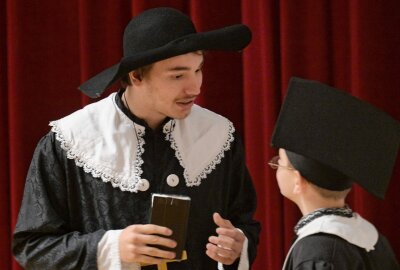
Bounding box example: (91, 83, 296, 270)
(292, 170, 305, 194)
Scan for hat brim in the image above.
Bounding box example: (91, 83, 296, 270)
(79, 24, 251, 98)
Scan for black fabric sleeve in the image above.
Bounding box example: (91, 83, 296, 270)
(12, 132, 106, 270)
(225, 133, 261, 268)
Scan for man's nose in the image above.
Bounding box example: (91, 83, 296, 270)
(185, 77, 202, 96)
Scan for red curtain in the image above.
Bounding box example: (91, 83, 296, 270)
(1, 1, 399, 270)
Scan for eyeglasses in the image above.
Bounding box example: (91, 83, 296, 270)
(268, 156, 295, 170)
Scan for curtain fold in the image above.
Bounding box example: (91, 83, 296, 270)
(242, 2, 287, 269)
(2, 1, 399, 269)
(78, 0, 133, 106)
(188, 0, 246, 132)
(347, 0, 400, 252)
(0, 2, 11, 268)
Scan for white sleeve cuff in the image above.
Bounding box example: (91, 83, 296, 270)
(237, 235, 249, 270)
(97, 230, 141, 270)
(218, 230, 249, 270)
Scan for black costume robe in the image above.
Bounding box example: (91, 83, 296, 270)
(283, 214, 399, 270)
(13, 91, 260, 270)
(284, 233, 399, 270)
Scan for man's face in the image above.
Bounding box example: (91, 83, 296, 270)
(139, 51, 203, 121)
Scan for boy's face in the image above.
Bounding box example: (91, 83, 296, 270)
(138, 51, 204, 122)
(277, 149, 296, 198)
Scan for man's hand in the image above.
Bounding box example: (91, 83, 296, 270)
(119, 224, 177, 264)
(206, 212, 245, 265)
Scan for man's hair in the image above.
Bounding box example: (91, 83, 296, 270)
(120, 64, 153, 87)
(121, 50, 206, 88)
(120, 50, 205, 88)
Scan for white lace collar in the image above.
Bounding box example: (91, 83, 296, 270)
(49, 93, 234, 192)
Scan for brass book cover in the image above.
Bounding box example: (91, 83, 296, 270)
(150, 193, 191, 259)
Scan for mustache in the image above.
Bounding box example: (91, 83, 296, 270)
(176, 96, 197, 103)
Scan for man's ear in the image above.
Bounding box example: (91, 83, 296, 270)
(129, 71, 142, 85)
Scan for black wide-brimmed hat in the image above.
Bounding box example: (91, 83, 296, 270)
(79, 7, 252, 98)
(271, 77, 400, 199)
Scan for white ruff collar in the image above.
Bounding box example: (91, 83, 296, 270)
(297, 213, 378, 251)
(282, 213, 378, 269)
(49, 93, 234, 192)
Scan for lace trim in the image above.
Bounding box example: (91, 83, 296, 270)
(294, 205, 353, 234)
(164, 120, 235, 186)
(49, 121, 146, 193)
(132, 122, 146, 189)
(163, 119, 175, 141)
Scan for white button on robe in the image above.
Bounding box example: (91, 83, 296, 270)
(166, 174, 179, 187)
(138, 179, 150, 191)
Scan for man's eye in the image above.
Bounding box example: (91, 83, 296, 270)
(174, 74, 183, 79)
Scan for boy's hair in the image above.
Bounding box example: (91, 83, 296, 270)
(286, 155, 351, 200)
(308, 181, 351, 200)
